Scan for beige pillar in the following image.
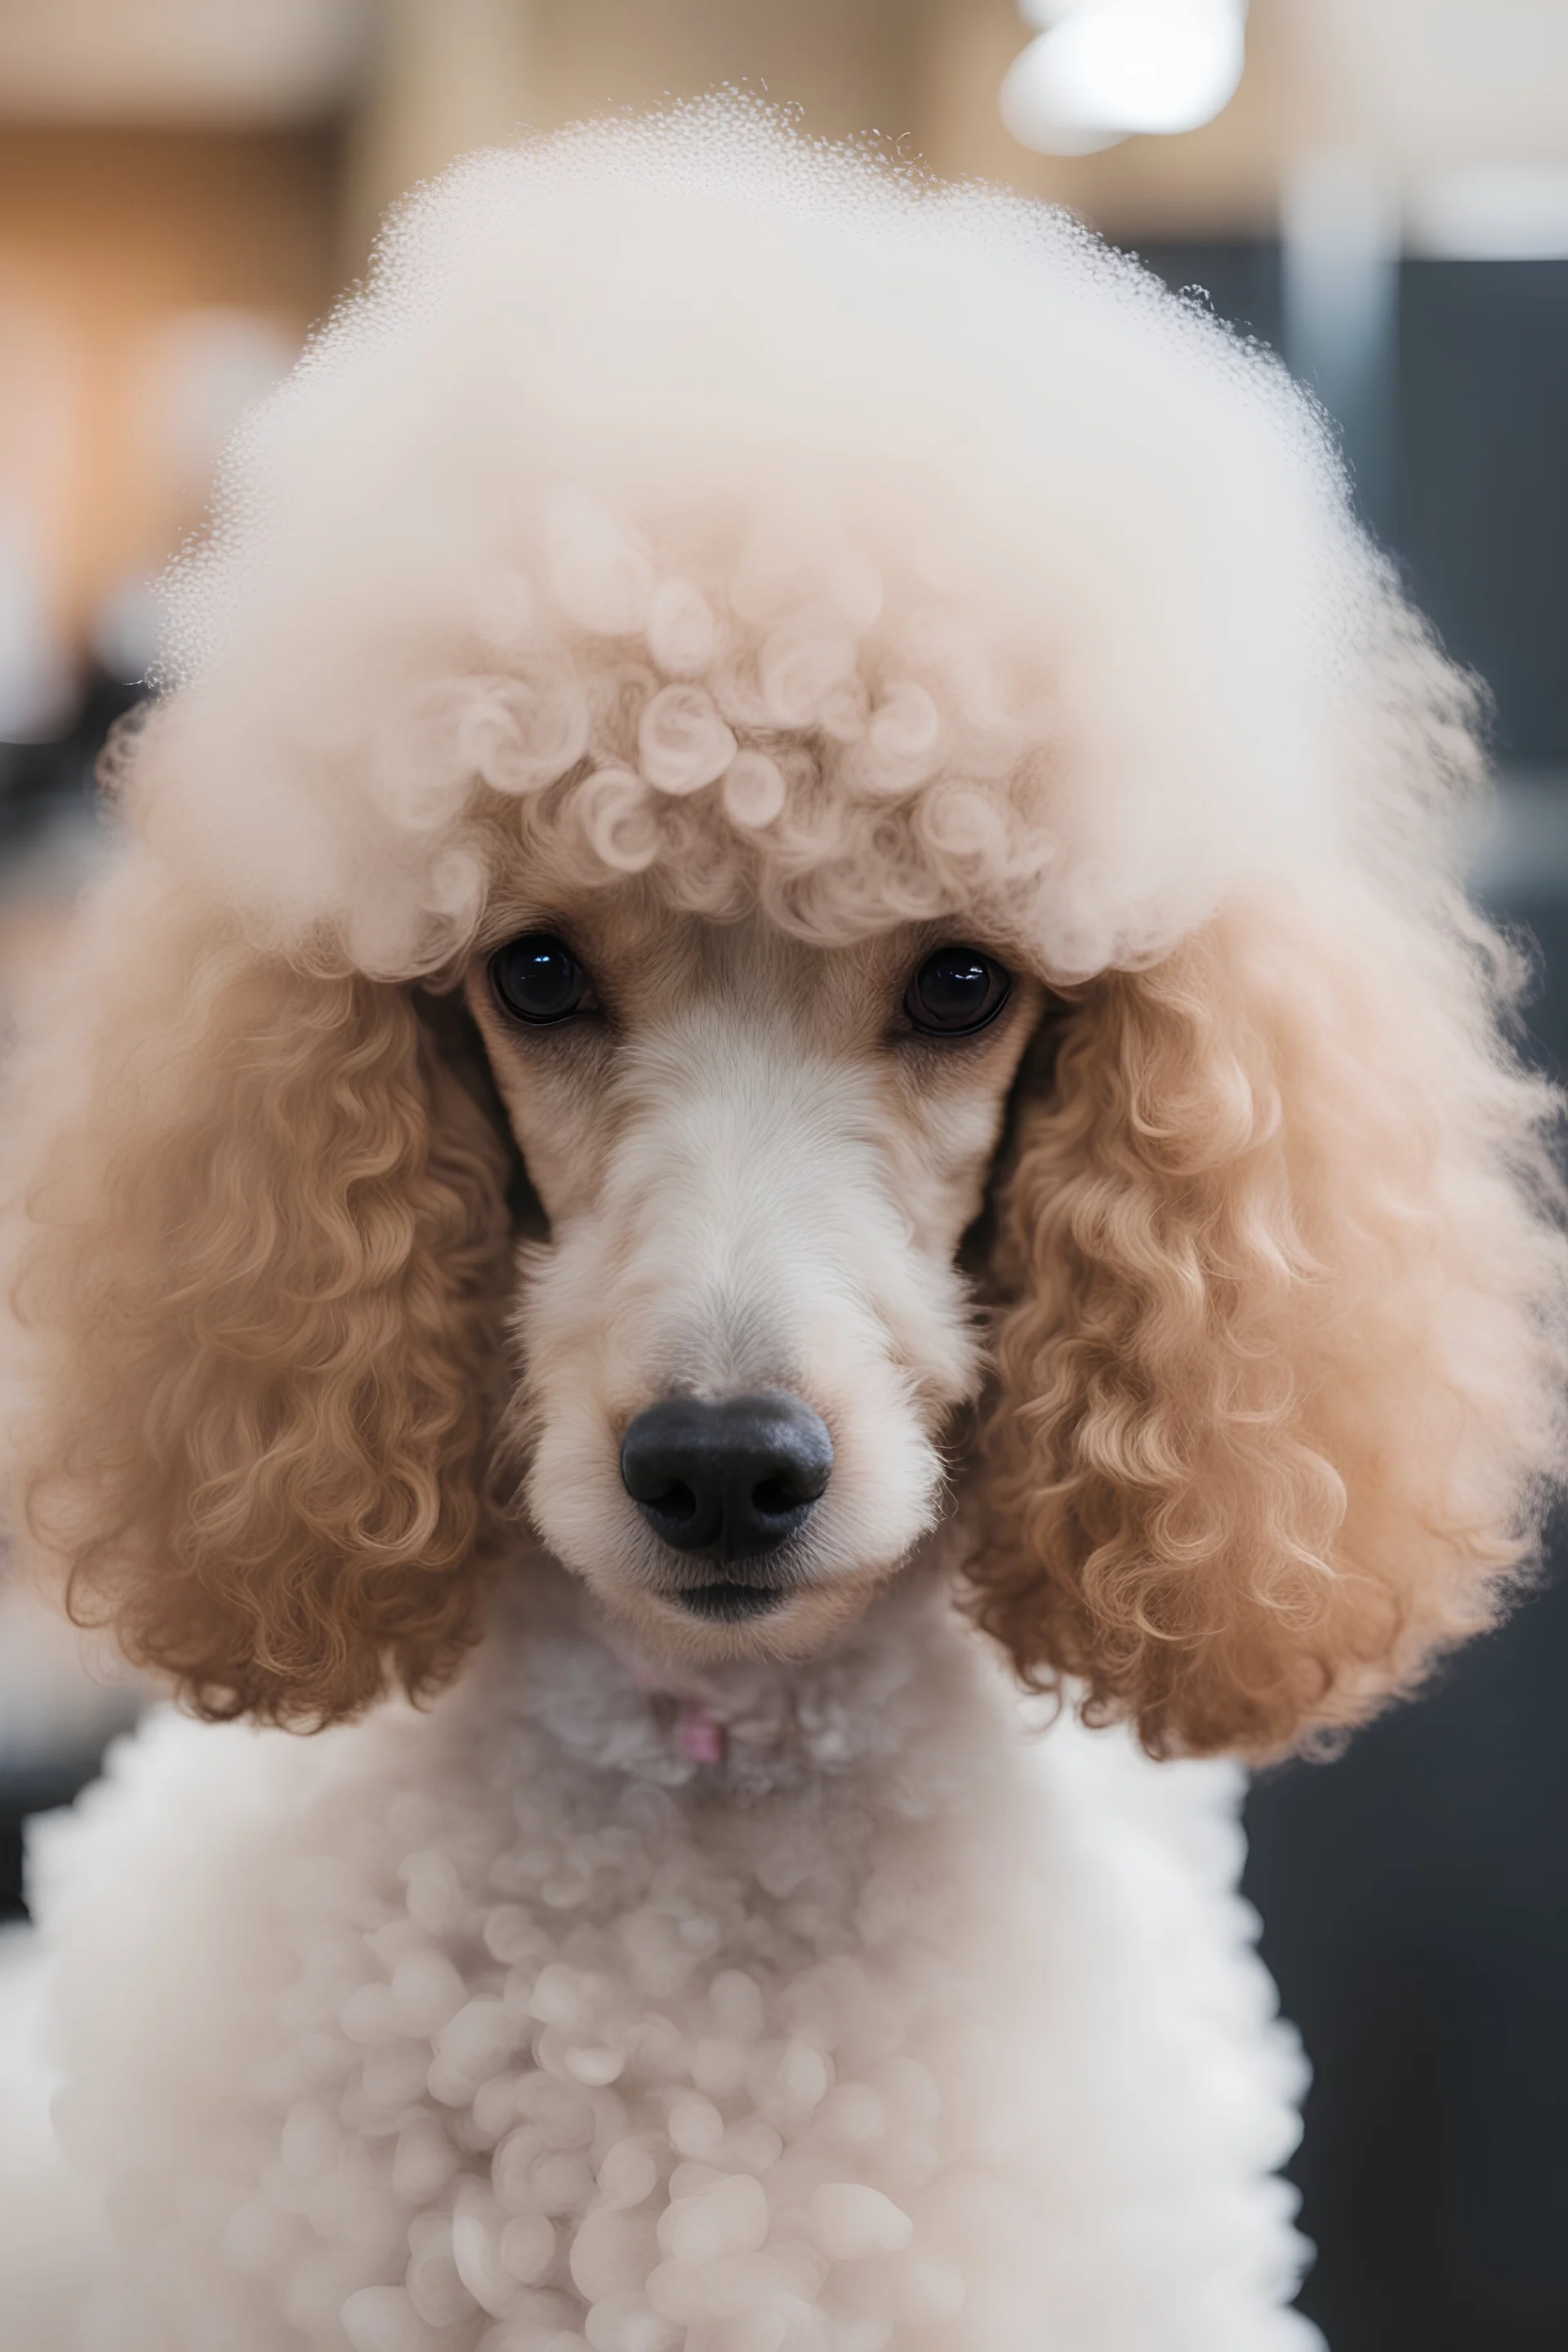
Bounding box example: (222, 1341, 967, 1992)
(341, 0, 540, 266)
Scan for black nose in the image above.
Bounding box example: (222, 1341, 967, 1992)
(620, 1392, 833, 1560)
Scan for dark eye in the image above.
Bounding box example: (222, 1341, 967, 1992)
(490, 933, 595, 1025)
(905, 945, 1012, 1036)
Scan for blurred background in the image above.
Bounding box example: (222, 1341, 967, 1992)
(1, 5, 1564, 2344)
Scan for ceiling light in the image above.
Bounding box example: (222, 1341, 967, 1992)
(1002, 0, 1248, 158)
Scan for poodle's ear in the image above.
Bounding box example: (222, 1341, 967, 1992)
(2, 865, 514, 1726)
(971, 889, 1568, 1759)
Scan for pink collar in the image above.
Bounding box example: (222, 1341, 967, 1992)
(632, 1666, 729, 1765)
(674, 1699, 728, 1766)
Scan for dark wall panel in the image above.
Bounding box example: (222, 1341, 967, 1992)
(1397, 261, 1568, 764)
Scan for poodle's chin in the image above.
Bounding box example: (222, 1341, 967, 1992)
(568, 1553, 899, 1666)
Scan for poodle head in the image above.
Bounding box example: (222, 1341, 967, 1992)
(5, 104, 1564, 1755)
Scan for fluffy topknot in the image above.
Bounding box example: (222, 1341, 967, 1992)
(127, 97, 1469, 982)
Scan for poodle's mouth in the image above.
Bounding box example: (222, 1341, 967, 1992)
(664, 1578, 791, 1622)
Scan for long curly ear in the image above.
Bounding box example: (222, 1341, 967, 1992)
(971, 885, 1568, 1759)
(2, 863, 512, 1726)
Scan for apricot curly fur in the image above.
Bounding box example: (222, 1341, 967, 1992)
(6, 875, 513, 1726)
(974, 892, 1568, 1758)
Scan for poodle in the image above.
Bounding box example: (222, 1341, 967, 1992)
(0, 101, 1563, 2352)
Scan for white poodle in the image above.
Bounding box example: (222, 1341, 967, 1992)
(0, 101, 1561, 2352)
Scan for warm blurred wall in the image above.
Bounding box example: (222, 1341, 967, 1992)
(341, 0, 933, 256)
(0, 126, 336, 657)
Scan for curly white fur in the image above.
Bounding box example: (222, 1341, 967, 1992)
(134, 98, 1457, 985)
(3, 1568, 1316, 2352)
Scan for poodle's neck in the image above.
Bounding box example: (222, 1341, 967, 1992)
(469, 1542, 1006, 1805)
